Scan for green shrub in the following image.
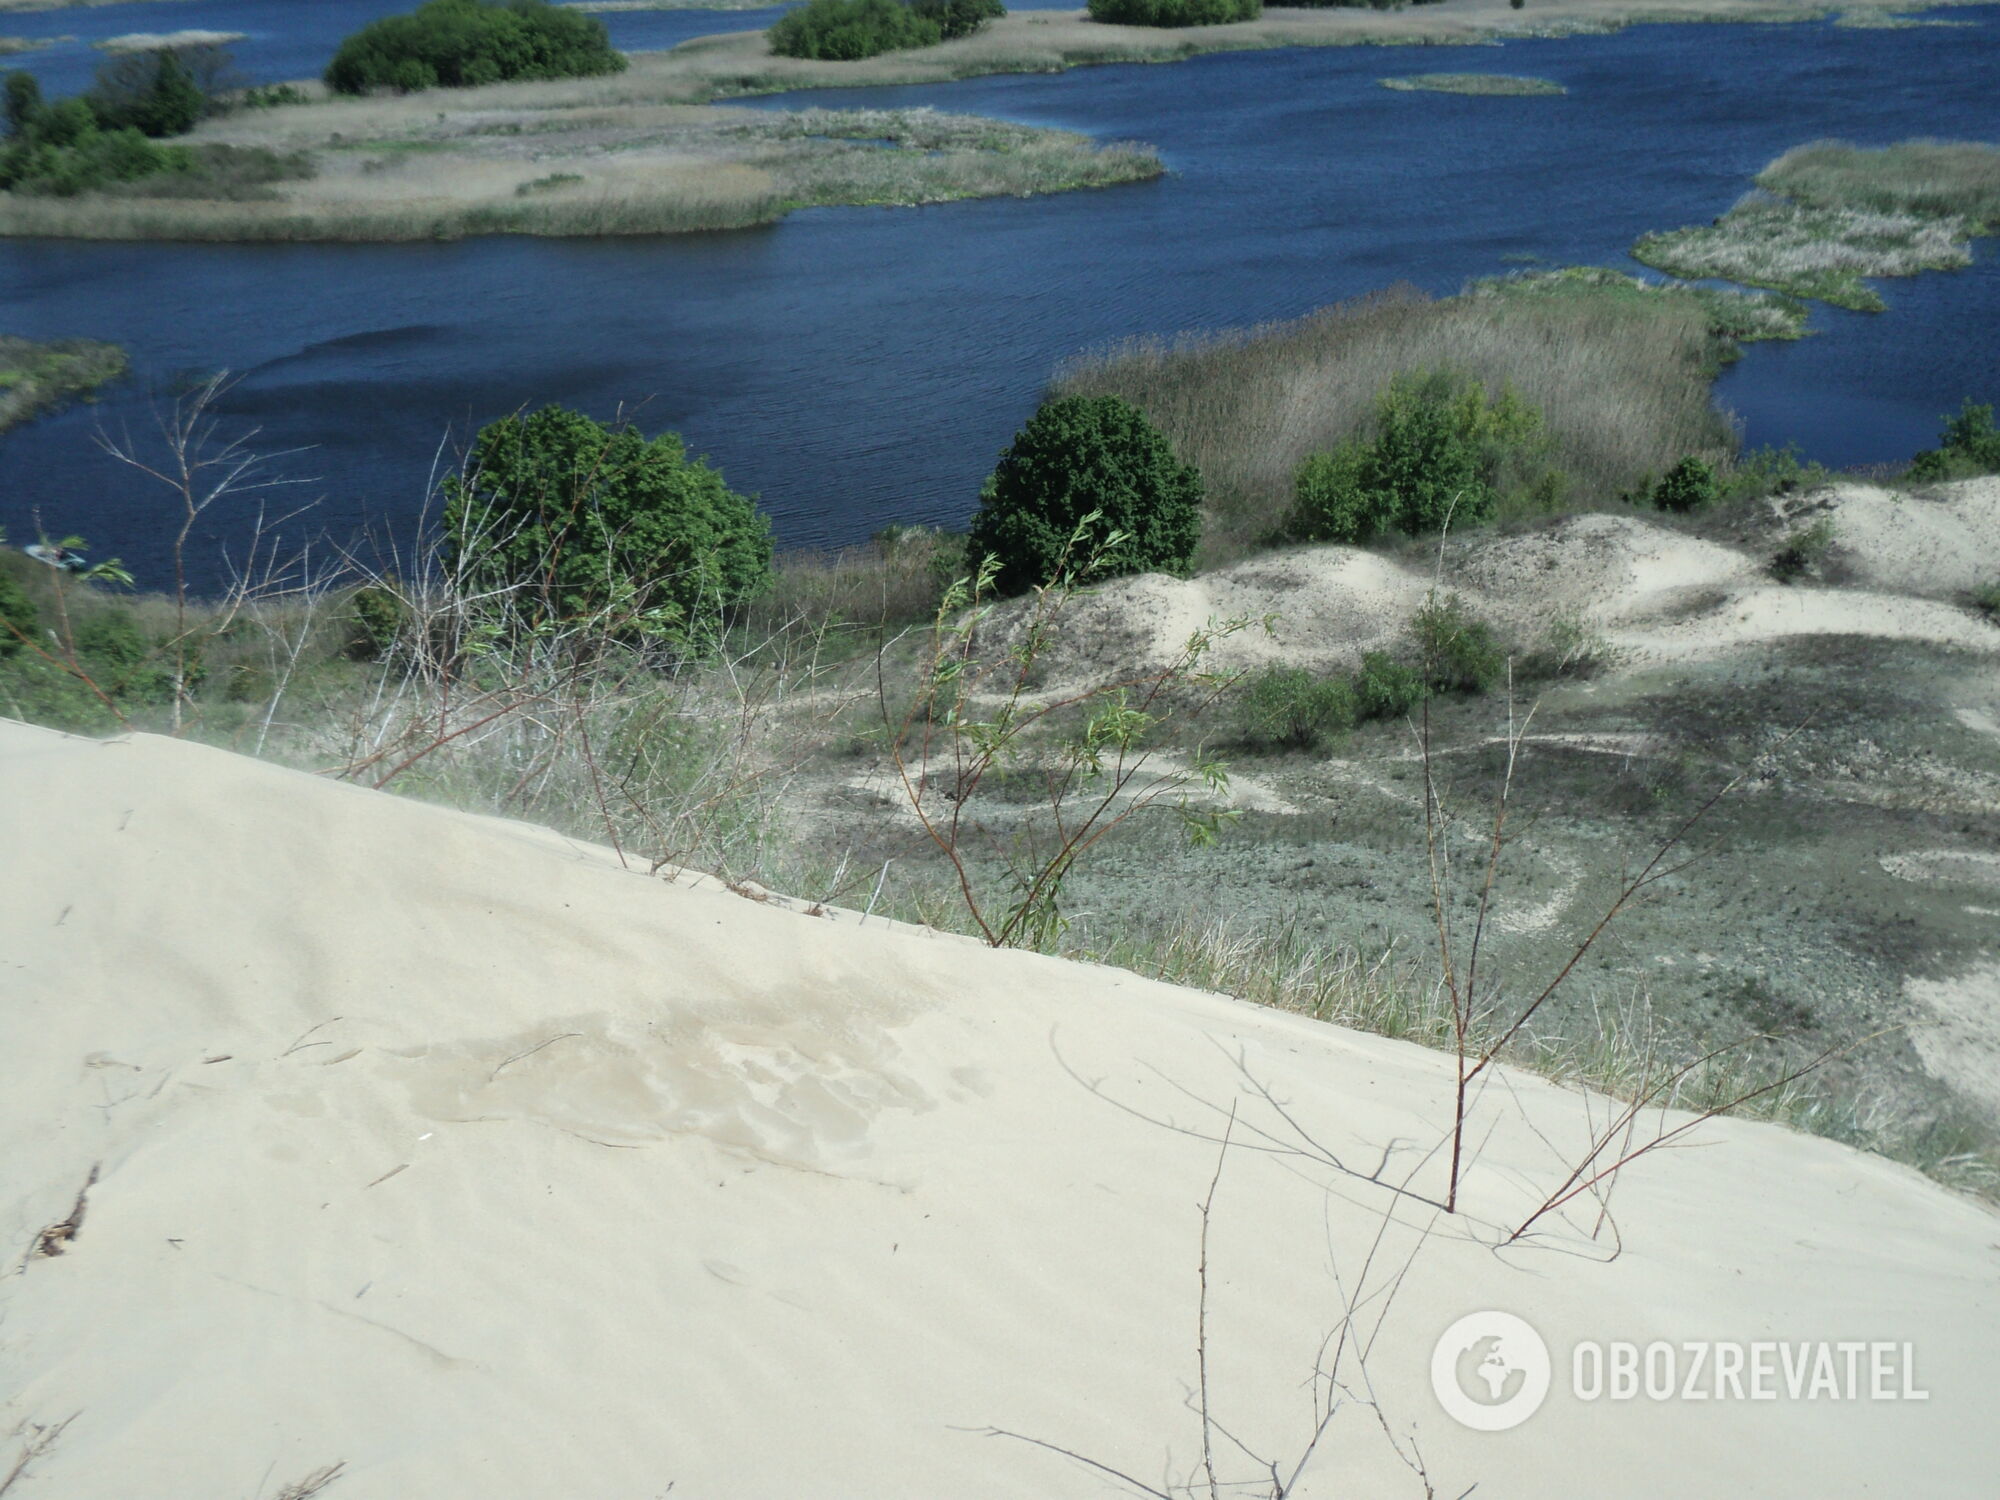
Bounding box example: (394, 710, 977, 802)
(968, 394, 1203, 596)
(1353, 650, 1425, 722)
(1086, 0, 1260, 24)
(1411, 592, 1505, 695)
(1238, 667, 1355, 751)
(1290, 368, 1554, 543)
(1909, 398, 2000, 481)
(442, 405, 772, 645)
(769, 0, 943, 60)
(1968, 580, 2000, 620)
(911, 0, 1006, 38)
(1652, 454, 1719, 514)
(326, 0, 627, 95)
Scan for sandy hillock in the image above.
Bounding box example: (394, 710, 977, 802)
(2, 718, 1996, 1497)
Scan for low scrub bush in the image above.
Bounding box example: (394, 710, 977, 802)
(1087, 0, 1260, 24)
(1908, 397, 2000, 481)
(442, 404, 772, 647)
(1291, 368, 1558, 543)
(967, 394, 1202, 595)
(1721, 442, 1830, 502)
(1412, 591, 1505, 695)
(1353, 650, 1425, 722)
(1652, 454, 1718, 513)
(769, 0, 943, 60)
(326, 0, 626, 95)
(1769, 516, 1835, 584)
(1238, 666, 1354, 750)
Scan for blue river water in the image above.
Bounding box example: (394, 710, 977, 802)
(0, 1, 1995, 585)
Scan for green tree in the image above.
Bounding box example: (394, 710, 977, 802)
(1909, 398, 2000, 481)
(3, 71, 42, 138)
(88, 49, 207, 137)
(768, 0, 943, 61)
(968, 394, 1203, 596)
(1086, 0, 1260, 24)
(442, 405, 772, 645)
(326, 0, 626, 95)
(1290, 368, 1552, 542)
(910, 0, 1006, 39)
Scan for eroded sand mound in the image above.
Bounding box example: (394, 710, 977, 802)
(3, 721, 1996, 1497)
(999, 488, 1998, 692)
(1817, 477, 2000, 599)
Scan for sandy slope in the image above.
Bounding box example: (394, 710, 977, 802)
(2, 720, 1996, 1498)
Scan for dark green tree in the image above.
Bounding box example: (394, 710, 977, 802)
(3, 71, 42, 138)
(910, 0, 1006, 39)
(768, 0, 943, 61)
(88, 49, 206, 137)
(326, 0, 627, 95)
(968, 395, 1203, 595)
(442, 405, 771, 645)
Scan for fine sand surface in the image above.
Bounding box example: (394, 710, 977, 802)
(4, 717, 1998, 1497)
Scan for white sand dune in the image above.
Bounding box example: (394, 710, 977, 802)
(3, 720, 1997, 1497)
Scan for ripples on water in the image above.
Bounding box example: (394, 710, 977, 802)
(0, 2, 1995, 583)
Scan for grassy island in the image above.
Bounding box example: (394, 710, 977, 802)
(1634, 139, 2000, 311)
(0, 334, 125, 432)
(1380, 72, 1566, 96)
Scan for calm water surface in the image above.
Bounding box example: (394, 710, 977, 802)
(1, 3, 1996, 584)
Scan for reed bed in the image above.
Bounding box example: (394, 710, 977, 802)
(1054, 281, 1737, 556)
